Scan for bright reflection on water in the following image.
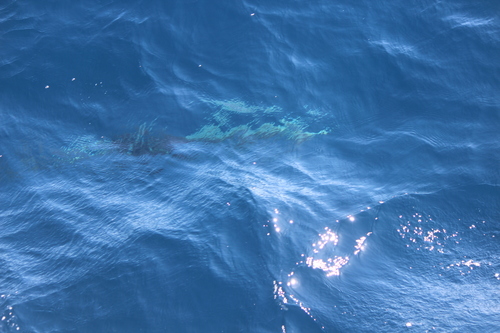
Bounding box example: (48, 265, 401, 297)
(268, 188, 497, 333)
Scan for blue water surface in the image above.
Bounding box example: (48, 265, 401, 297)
(1, 0, 499, 332)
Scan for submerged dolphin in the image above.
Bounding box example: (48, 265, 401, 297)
(65, 117, 329, 160)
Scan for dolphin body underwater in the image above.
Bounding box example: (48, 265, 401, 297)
(61, 114, 330, 161)
(9, 99, 331, 172)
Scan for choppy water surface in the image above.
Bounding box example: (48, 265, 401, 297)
(1, 0, 499, 332)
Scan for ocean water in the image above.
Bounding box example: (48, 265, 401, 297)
(1, 0, 499, 332)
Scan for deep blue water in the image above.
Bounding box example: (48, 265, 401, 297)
(1, 0, 499, 332)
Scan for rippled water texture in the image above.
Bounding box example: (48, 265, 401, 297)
(1, 0, 499, 332)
